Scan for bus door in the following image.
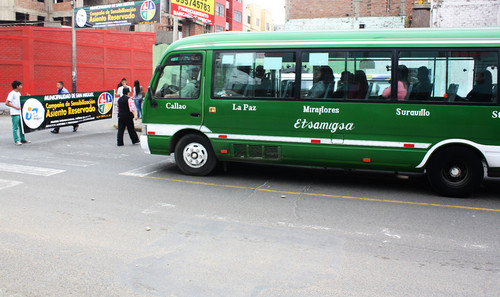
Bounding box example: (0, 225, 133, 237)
(149, 52, 205, 129)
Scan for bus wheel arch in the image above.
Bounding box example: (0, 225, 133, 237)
(174, 132, 218, 176)
(426, 144, 485, 198)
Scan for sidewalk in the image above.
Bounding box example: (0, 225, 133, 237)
(0, 102, 8, 115)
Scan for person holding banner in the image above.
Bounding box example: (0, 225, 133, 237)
(116, 87, 139, 146)
(116, 78, 132, 99)
(5, 80, 30, 145)
(51, 81, 79, 134)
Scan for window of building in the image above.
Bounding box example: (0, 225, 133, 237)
(247, 15, 251, 25)
(216, 3, 225, 17)
(234, 10, 242, 23)
(16, 12, 29, 22)
(37, 16, 45, 26)
(216, 25, 225, 32)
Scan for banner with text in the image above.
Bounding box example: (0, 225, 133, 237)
(20, 91, 114, 133)
(171, 0, 215, 25)
(74, 0, 161, 28)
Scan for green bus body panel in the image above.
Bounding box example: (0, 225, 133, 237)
(143, 29, 500, 174)
(164, 28, 500, 51)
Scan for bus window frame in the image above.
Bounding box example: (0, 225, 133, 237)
(396, 48, 499, 106)
(152, 52, 204, 100)
(209, 48, 499, 106)
(211, 49, 299, 101)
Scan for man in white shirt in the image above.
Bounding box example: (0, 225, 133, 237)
(5, 80, 30, 145)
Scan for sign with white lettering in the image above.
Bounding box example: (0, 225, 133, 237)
(74, 0, 161, 28)
(20, 91, 114, 133)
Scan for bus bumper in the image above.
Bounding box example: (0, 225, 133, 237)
(140, 135, 150, 154)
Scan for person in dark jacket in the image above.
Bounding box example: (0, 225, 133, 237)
(117, 87, 139, 146)
(466, 70, 493, 102)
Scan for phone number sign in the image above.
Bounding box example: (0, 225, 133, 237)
(171, 0, 215, 25)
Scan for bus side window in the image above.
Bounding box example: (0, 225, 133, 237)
(399, 50, 440, 102)
(449, 51, 497, 103)
(300, 51, 392, 100)
(213, 51, 296, 99)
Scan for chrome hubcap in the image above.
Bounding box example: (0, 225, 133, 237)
(183, 142, 207, 168)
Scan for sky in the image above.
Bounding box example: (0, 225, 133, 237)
(243, 0, 286, 24)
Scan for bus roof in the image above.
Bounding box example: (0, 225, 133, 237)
(166, 28, 500, 52)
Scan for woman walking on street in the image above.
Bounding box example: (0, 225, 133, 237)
(132, 80, 143, 119)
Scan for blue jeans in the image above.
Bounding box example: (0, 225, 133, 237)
(11, 115, 26, 143)
(134, 98, 143, 118)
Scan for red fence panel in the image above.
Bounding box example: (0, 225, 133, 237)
(0, 27, 155, 97)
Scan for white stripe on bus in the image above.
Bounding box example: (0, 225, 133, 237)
(177, 40, 500, 50)
(206, 133, 431, 149)
(146, 124, 430, 149)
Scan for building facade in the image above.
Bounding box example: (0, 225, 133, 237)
(243, 2, 273, 32)
(431, 0, 500, 28)
(0, 1, 244, 40)
(285, 0, 415, 30)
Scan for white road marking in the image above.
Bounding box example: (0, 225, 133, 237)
(121, 159, 172, 177)
(141, 203, 176, 214)
(0, 162, 65, 176)
(0, 179, 23, 190)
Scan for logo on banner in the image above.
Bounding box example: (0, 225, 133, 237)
(98, 92, 113, 115)
(22, 98, 45, 129)
(140, 0, 156, 21)
(76, 9, 87, 27)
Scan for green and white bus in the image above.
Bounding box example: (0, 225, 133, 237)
(141, 29, 500, 197)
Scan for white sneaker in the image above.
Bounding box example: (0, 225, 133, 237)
(15, 141, 22, 146)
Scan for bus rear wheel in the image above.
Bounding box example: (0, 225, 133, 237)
(175, 134, 217, 176)
(427, 147, 483, 198)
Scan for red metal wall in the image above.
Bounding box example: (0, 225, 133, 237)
(0, 27, 155, 97)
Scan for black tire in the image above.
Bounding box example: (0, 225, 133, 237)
(174, 134, 217, 176)
(427, 147, 483, 198)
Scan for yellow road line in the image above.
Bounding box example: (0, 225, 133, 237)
(133, 175, 500, 213)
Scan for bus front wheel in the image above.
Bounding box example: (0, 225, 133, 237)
(427, 147, 483, 198)
(175, 134, 217, 176)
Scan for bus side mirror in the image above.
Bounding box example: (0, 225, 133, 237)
(147, 86, 158, 108)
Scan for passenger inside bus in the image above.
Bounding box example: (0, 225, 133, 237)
(382, 65, 409, 100)
(226, 66, 253, 96)
(348, 70, 369, 99)
(305, 65, 335, 98)
(466, 69, 493, 102)
(409, 66, 433, 100)
(253, 65, 272, 97)
(333, 71, 354, 98)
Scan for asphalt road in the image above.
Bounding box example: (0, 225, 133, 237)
(0, 115, 499, 297)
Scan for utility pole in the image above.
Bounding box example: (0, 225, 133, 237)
(71, 0, 77, 93)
